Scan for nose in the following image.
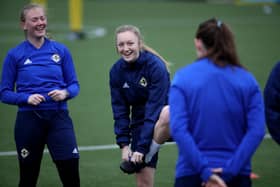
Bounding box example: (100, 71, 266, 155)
(123, 44, 129, 51)
(37, 18, 46, 25)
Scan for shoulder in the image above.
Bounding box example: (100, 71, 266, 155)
(8, 40, 27, 53)
(141, 51, 168, 72)
(47, 39, 69, 51)
(268, 61, 280, 79)
(265, 61, 280, 90)
(143, 51, 162, 65)
(110, 58, 123, 74)
(174, 58, 207, 77)
(5, 41, 28, 60)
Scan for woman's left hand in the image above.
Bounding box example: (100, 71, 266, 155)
(48, 89, 69, 101)
(130, 152, 144, 164)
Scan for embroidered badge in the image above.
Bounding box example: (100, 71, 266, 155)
(21, 148, 29, 158)
(51, 54, 61, 63)
(139, 77, 148, 87)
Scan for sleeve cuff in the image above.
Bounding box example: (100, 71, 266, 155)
(200, 168, 212, 182)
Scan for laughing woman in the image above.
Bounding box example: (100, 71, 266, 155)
(109, 25, 170, 187)
(0, 3, 80, 187)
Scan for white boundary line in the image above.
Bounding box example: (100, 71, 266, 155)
(0, 135, 271, 157)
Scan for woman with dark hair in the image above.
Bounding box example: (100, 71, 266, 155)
(169, 18, 265, 187)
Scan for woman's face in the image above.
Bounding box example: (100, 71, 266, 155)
(21, 7, 47, 40)
(116, 31, 141, 63)
(194, 38, 207, 58)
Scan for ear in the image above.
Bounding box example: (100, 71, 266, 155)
(139, 39, 144, 49)
(194, 38, 207, 58)
(20, 21, 27, 31)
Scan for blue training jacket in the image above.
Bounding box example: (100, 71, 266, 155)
(169, 57, 265, 182)
(264, 61, 280, 145)
(109, 51, 170, 154)
(0, 38, 79, 111)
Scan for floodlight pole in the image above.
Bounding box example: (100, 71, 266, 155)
(68, 0, 86, 40)
(31, 0, 47, 7)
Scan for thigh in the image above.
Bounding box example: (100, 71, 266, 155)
(175, 175, 202, 187)
(135, 167, 155, 187)
(15, 111, 46, 161)
(47, 110, 79, 160)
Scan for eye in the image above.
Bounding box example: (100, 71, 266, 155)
(127, 41, 134, 46)
(117, 43, 124, 48)
(31, 17, 39, 22)
(40, 16, 46, 21)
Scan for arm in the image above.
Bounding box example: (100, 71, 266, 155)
(264, 61, 280, 145)
(222, 79, 265, 180)
(136, 62, 170, 154)
(169, 80, 212, 182)
(60, 47, 80, 99)
(109, 69, 131, 148)
(0, 53, 29, 105)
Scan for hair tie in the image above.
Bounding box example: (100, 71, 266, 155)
(217, 20, 222, 28)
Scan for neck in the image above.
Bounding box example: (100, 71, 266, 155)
(28, 36, 45, 49)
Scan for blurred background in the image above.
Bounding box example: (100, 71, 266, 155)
(0, 0, 280, 186)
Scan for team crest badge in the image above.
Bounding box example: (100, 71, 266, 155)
(139, 77, 148, 87)
(51, 54, 61, 63)
(20, 148, 29, 158)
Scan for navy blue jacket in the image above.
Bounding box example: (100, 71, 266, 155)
(109, 51, 170, 154)
(264, 61, 280, 145)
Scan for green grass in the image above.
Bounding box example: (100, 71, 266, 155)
(0, 0, 280, 186)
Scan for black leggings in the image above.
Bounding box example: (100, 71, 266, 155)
(18, 158, 80, 187)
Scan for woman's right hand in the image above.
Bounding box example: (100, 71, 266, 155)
(204, 174, 227, 187)
(121, 146, 132, 161)
(28, 94, 46, 106)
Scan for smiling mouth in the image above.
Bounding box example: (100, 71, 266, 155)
(36, 25, 46, 32)
(123, 51, 133, 57)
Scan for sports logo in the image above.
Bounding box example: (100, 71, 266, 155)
(139, 77, 148, 87)
(20, 148, 29, 158)
(72, 148, 79, 154)
(51, 54, 61, 63)
(23, 58, 32, 65)
(122, 82, 130, 88)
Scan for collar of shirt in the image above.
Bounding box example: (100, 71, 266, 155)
(121, 51, 149, 69)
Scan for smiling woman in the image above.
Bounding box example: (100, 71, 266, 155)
(109, 25, 171, 187)
(0, 3, 80, 187)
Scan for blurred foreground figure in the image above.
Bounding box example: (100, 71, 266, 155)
(169, 18, 265, 187)
(264, 60, 280, 145)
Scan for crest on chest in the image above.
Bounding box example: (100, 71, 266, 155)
(139, 77, 148, 87)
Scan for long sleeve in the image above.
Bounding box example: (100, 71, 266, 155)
(61, 47, 80, 99)
(137, 61, 170, 154)
(222, 81, 265, 180)
(0, 53, 29, 105)
(109, 68, 131, 147)
(264, 61, 280, 145)
(169, 74, 212, 182)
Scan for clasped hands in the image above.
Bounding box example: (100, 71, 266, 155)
(121, 146, 144, 164)
(27, 89, 69, 106)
